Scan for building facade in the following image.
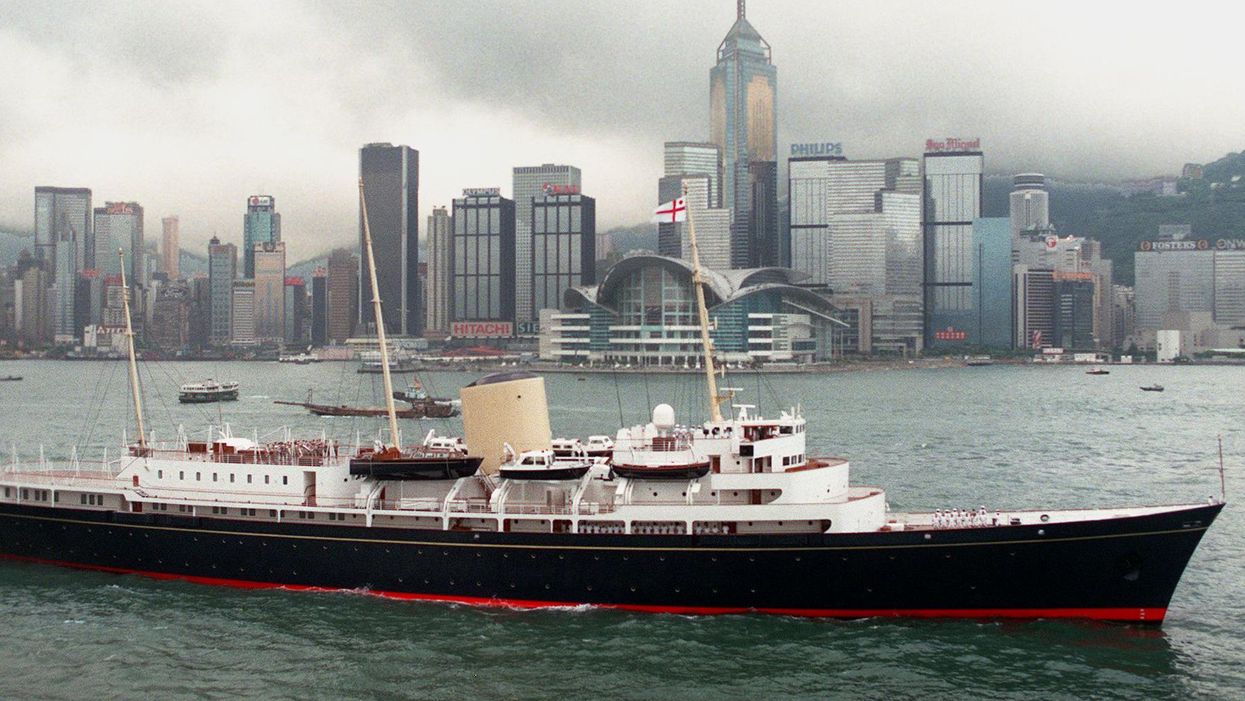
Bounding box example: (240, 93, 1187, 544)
(513, 164, 581, 324)
(531, 193, 596, 318)
(1009, 173, 1050, 241)
(311, 270, 328, 347)
(923, 141, 984, 349)
(230, 280, 256, 346)
(93, 202, 143, 284)
(242, 195, 280, 279)
(252, 242, 286, 343)
(326, 248, 359, 344)
(207, 237, 237, 345)
(34, 186, 91, 272)
(161, 216, 180, 279)
(709, 2, 777, 269)
(664, 142, 722, 208)
(425, 206, 452, 337)
(359, 143, 419, 336)
(451, 189, 516, 328)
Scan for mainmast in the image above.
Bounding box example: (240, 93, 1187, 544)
(118, 248, 147, 452)
(683, 183, 724, 423)
(358, 178, 402, 450)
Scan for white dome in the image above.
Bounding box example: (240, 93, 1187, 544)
(651, 403, 676, 430)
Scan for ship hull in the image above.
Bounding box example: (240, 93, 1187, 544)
(0, 501, 1221, 623)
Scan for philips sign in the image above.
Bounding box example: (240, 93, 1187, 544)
(790, 142, 843, 158)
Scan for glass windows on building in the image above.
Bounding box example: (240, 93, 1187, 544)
(451, 193, 515, 323)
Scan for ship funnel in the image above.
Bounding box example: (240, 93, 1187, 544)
(460, 371, 552, 475)
(652, 403, 676, 431)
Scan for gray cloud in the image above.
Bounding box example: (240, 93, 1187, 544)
(1, 0, 1241, 261)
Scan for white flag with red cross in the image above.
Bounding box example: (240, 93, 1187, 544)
(651, 197, 687, 224)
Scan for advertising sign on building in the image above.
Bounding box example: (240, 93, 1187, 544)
(462, 187, 501, 198)
(924, 137, 981, 153)
(105, 202, 134, 215)
(451, 321, 513, 337)
(541, 183, 580, 196)
(516, 321, 540, 336)
(789, 142, 844, 158)
(933, 327, 968, 341)
(1138, 239, 1210, 252)
(248, 195, 273, 208)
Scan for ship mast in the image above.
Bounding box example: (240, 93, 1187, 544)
(118, 248, 147, 452)
(683, 183, 724, 423)
(358, 178, 401, 450)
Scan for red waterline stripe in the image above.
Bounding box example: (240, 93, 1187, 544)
(0, 553, 1166, 622)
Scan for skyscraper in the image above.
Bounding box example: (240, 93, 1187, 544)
(161, 216, 180, 279)
(93, 202, 144, 283)
(359, 142, 419, 336)
(425, 206, 452, 336)
(34, 186, 91, 273)
(242, 195, 280, 279)
(710, 0, 777, 269)
(326, 248, 359, 344)
(664, 142, 722, 208)
(52, 226, 78, 341)
(230, 279, 255, 346)
(1009, 173, 1050, 241)
(923, 138, 984, 349)
(207, 237, 237, 345)
(252, 241, 286, 342)
(513, 164, 581, 324)
(531, 192, 596, 316)
(451, 189, 516, 326)
(311, 269, 328, 347)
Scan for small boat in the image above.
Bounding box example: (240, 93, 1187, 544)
(499, 446, 592, 481)
(1140, 384, 1165, 392)
(0, 376, 21, 382)
(1085, 367, 1110, 375)
(965, 355, 993, 367)
(349, 430, 482, 481)
(584, 434, 614, 462)
(178, 380, 239, 403)
(550, 437, 584, 459)
(358, 350, 415, 374)
(278, 352, 319, 364)
(612, 422, 711, 480)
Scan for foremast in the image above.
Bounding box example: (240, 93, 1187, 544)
(118, 248, 147, 453)
(358, 178, 402, 450)
(683, 183, 724, 423)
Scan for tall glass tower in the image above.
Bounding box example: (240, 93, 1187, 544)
(359, 143, 419, 336)
(242, 195, 281, 279)
(710, 0, 777, 269)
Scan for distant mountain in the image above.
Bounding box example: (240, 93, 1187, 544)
(984, 150, 1245, 285)
(602, 223, 658, 254)
(0, 230, 34, 264)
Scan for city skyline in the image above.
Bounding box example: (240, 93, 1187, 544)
(2, 1, 1241, 260)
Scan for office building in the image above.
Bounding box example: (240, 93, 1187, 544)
(326, 248, 358, 344)
(73, 269, 104, 339)
(284, 277, 307, 345)
(1013, 266, 1055, 349)
(161, 216, 180, 278)
(230, 280, 256, 346)
(657, 175, 732, 269)
(425, 206, 452, 337)
(51, 226, 78, 341)
(747, 160, 781, 268)
(923, 139, 984, 349)
(17, 266, 52, 348)
(451, 189, 516, 328)
(311, 269, 328, 347)
(207, 237, 237, 345)
(664, 142, 722, 209)
(359, 143, 419, 336)
(513, 164, 581, 324)
(92, 202, 143, 284)
(34, 186, 92, 273)
(531, 193, 596, 318)
(242, 195, 280, 279)
(1053, 274, 1096, 348)
(150, 280, 190, 351)
(1134, 235, 1245, 330)
(710, 2, 777, 269)
(189, 276, 211, 349)
(1009, 173, 1050, 240)
(252, 241, 286, 343)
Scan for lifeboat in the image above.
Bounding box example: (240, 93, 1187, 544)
(499, 446, 592, 481)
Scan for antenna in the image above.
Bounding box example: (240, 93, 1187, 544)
(738, 0, 745, 20)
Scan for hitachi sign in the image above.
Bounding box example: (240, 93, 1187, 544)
(790, 142, 843, 157)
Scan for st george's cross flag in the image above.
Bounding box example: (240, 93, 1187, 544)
(651, 197, 687, 224)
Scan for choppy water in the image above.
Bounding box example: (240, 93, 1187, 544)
(0, 360, 1241, 700)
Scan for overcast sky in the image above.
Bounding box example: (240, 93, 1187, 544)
(2, 0, 1242, 260)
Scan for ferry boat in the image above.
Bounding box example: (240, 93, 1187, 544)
(278, 353, 319, 365)
(1140, 384, 1165, 392)
(178, 380, 239, 403)
(0, 196, 1225, 625)
(358, 350, 415, 374)
(1086, 367, 1110, 375)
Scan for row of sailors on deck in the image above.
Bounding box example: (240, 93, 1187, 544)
(932, 507, 1001, 529)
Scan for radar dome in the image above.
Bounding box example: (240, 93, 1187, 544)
(652, 404, 676, 430)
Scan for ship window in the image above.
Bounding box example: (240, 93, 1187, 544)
(158, 470, 163, 479)
(179, 471, 184, 480)
(213, 473, 218, 482)
(229, 474, 235, 483)
(247, 475, 252, 484)
(269, 510, 277, 517)
(80, 494, 87, 504)
(282, 476, 288, 485)
(196, 472, 201, 481)
(265, 476, 270, 484)
(3, 487, 8, 498)
(21, 489, 28, 499)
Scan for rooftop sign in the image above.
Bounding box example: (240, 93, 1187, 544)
(924, 137, 981, 153)
(462, 187, 501, 197)
(790, 142, 843, 158)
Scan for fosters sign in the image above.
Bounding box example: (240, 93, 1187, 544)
(451, 321, 513, 338)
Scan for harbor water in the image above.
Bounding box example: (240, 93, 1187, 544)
(0, 359, 1241, 699)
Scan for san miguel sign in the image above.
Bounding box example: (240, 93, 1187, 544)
(451, 321, 513, 337)
(924, 137, 981, 153)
